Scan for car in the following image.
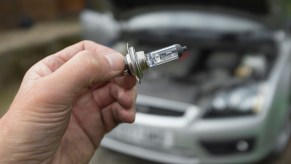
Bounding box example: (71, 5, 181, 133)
(81, 0, 291, 163)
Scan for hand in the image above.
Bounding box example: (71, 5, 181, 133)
(0, 41, 137, 164)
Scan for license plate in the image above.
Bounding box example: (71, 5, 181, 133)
(110, 124, 173, 148)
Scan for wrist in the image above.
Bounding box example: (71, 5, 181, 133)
(0, 115, 15, 163)
(0, 111, 55, 164)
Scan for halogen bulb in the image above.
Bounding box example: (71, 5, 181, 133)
(124, 44, 187, 82)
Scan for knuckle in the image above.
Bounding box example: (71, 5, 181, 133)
(128, 110, 136, 123)
(81, 40, 96, 47)
(118, 90, 135, 108)
(120, 109, 135, 123)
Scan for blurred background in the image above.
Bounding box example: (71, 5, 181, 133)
(1, 0, 291, 164)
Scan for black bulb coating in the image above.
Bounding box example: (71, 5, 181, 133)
(174, 44, 187, 57)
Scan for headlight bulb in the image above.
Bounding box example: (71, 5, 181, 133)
(124, 44, 187, 82)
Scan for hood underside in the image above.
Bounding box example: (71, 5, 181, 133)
(106, 0, 285, 30)
(111, 0, 270, 15)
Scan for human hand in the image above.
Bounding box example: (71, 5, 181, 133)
(0, 41, 137, 164)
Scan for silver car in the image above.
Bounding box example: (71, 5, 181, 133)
(81, 0, 291, 163)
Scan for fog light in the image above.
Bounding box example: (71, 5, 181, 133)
(236, 140, 249, 152)
(200, 137, 255, 156)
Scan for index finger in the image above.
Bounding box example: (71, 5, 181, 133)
(54, 40, 118, 63)
(25, 40, 124, 80)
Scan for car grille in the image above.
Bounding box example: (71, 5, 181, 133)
(136, 104, 185, 117)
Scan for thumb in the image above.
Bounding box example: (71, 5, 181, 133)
(46, 50, 124, 98)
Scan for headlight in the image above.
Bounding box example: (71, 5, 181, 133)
(203, 84, 266, 118)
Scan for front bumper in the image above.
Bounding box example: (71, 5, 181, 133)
(101, 95, 271, 164)
(102, 137, 200, 164)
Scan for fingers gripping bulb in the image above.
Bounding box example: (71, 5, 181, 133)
(124, 44, 187, 83)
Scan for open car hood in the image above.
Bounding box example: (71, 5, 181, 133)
(104, 0, 286, 30)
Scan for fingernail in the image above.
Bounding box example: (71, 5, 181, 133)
(104, 53, 124, 72)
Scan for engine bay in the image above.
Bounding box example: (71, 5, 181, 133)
(116, 29, 278, 117)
